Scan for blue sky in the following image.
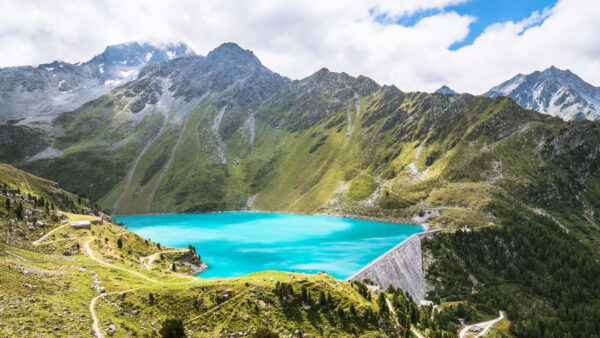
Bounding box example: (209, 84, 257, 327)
(2, 0, 599, 92)
(377, 0, 559, 50)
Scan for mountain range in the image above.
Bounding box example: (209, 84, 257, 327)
(0, 41, 195, 126)
(484, 66, 600, 121)
(1, 41, 600, 335)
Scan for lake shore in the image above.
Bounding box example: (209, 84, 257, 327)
(113, 209, 425, 229)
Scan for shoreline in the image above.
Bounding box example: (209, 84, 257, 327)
(112, 209, 426, 230)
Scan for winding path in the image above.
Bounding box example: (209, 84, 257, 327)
(3, 249, 32, 262)
(91, 289, 138, 338)
(459, 311, 504, 338)
(32, 224, 67, 246)
(84, 238, 197, 284)
(139, 249, 188, 270)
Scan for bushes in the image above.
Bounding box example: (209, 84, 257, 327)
(159, 318, 185, 338)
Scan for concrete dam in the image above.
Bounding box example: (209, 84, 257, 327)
(345, 230, 440, 303)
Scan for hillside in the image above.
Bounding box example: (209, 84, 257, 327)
(0, 164, 459, 337)
(2, 42, 600, 336)
(3, 44, 597, 240)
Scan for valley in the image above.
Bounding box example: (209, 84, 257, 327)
(1, 40, 599, 337)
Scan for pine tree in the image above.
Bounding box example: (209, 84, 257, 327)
(117, 238, 123, 249)
(15, 202, 23, 220)
(378, 292, 389, 317)
(319, 291, 326, 306)
(5, 198, 10, 210)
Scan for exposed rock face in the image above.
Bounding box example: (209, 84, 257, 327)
(0, 41, 195, 124)
(484, 66, 600, 121)
(345, 230, 440, 303)
(435, 85, 457, 95)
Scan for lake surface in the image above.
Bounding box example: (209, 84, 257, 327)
(115, 212, 422, 279)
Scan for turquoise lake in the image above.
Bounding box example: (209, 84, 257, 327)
(115, 212, 422, 279)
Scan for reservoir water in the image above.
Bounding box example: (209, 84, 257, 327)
(115, 212, 422, 279)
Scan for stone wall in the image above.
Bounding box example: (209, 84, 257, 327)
(345, 230, 440, 303)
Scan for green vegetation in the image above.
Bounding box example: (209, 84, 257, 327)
(3, 55, 600, 337)
(0, 164, 453, 337)
(424, 200, 600, 337)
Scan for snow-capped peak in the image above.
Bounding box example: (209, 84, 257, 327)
(484, 66, 600, 121)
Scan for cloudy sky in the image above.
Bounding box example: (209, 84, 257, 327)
(1, 0, 599, 93)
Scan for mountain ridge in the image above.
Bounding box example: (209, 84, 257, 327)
(484, 65, 600, 121)
(0, 41, 195, 125)
(1, 41, 600, 336)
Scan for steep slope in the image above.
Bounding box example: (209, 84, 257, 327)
(484, 66, 600, 121)
(0, 165, 450, 337)
(3, 44, 598, 241)
(2, 42, 600, 336)
(0, 41, 195, 126)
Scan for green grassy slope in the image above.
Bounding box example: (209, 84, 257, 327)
(0, 164, 454, 337)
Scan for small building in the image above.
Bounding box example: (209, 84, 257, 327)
(420, 300, 434, 307)
(91, 219, 103, 225)
(70, 220, 91, 230)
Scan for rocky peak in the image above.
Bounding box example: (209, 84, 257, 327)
(88, 41, 196, 67)
(435, 85, 457, 95)
(206, 42, 262, 68)
(484, 66, 600, 121)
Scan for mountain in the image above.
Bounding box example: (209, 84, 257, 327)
(434, 85, 457, 94)
(484, 66, 600, 121)
(2, 42, 600, 336)
(0, 41, 195, 126)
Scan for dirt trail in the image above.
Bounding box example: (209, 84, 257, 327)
(84, 238, 197, 285)
(3, 249, 33, 262)
(139, 249, 188, 270)
(91, 289, 138, 338)
(32, 224, 67, 246)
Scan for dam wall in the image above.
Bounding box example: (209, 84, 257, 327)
(345, 230, 440, 303)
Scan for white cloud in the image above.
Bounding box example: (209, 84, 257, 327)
(0, 0, 598, 93)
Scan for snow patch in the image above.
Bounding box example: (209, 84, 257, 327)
(104, 80, 121, 86)
(119, 69, 138, 78)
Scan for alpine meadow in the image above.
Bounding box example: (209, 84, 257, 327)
(1, 1, 600, 337)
